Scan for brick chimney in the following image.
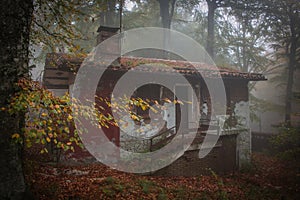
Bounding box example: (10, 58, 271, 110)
(96, 26, 120, 45)
(96, 25, 121, 65)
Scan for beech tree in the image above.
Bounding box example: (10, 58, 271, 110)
(263, 0, 300, 125)
(0, 1, 159, 198)
(0, 0, 97, 197)
(236, 0, 300, 125)
(204, 0, 235, 59)
(157, 0, 176, 28)
(0, 0, 34, 198)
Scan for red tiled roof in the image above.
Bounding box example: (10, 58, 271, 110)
(118, 57, 266, 81)
(44, 53, 266, 81)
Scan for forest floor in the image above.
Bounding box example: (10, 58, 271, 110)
(24, 152, 299, 200)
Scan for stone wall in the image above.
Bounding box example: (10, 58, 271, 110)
(225, 80, 251, 166)
(152, 134, 238, 176)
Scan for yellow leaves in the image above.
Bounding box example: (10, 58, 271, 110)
(38, 129, 46, 136)
(141, 104, 148, 111)
(131, 114, 139, 121)
(41, 138, 46, 145)
(106, 101, 111, 107)
(59, 99, 67, 104)
(25, 139, 31, 148)
(174, 100, 184, 105)
(12, 133, 20, 139)
(163, 98, 171, 103)
(132, 98, 150, 111)
(64, 127, 70, 133)
(184, 101, 192, 104)
(72, 103, 78, 109)
(28, 129, 37, 138)
(150, 107, 158, 114)
(68, 114, 73, 120)
(40, 148, 48, 154)
(8, 80, 138, 155)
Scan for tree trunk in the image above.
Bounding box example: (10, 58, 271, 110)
(156, 0, 176, 59)
(157, 0, 176, 29)
(285, 14, 298, 126)
(206, 0, 217, 59)
(0, 0, 33, 199)
(100, 0, 117, 26)
(242, 18, 248, 72)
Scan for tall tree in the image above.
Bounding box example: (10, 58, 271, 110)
(205, 0, 233, 59)
(227, 3, 270, 73)
(0, 0, 34, 198)
(99, 0, 118, 26)
(123, 0, 161, 29)
(206, 0, 217, 59)
(0, 0, 106, 197)
(157, 0, 176, 28)
(254, 0, 300, 125)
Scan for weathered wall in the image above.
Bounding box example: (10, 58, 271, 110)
(152, 134, 238, 176)
(225, 79, 251, 166)
(68, 70, 249, 171)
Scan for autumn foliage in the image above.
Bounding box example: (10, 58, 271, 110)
(6, 79, 81, 155)
(4, 79, 169, 161)
(23, 153, 299, 200)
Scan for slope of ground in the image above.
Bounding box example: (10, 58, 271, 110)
(24, 153, 299, 200)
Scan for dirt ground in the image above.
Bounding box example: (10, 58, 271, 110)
(24, 151, 299, 200)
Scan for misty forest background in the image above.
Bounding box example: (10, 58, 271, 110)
(30, 0, 300, 133)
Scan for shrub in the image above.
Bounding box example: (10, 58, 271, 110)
(270, 125, 300, 161)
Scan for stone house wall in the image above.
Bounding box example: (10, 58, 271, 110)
(152, 134, 238, 176)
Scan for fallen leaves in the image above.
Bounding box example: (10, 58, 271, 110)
(24, 153, 299, 200)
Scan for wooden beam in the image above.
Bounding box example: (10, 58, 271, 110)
(43, 84, 69, 89)
(43, 77, 69, 80)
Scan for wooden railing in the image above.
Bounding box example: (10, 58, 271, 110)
(120, 117, 242, 153)
(148, 119, 222, 152)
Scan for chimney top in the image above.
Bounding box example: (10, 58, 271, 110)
(97, 26, 120, 33)
(96, 25, 120, 45)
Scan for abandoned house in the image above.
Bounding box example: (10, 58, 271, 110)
(42, 26, 266, 176)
